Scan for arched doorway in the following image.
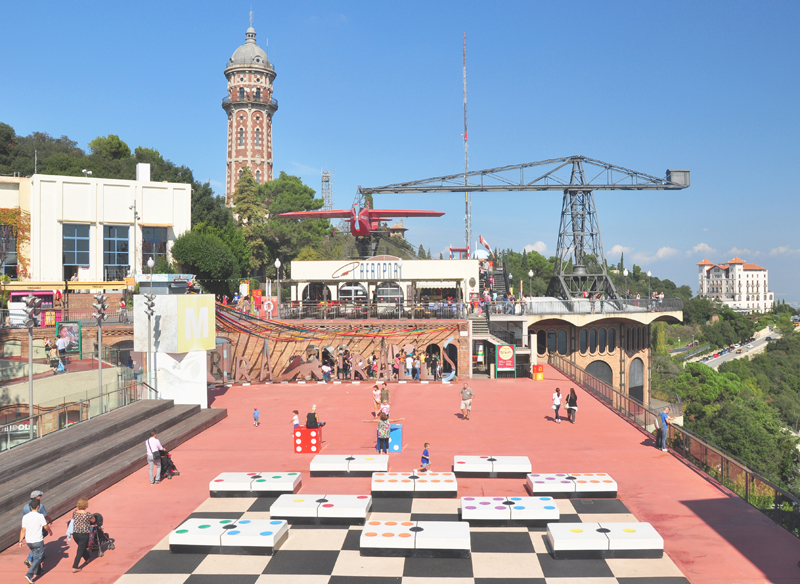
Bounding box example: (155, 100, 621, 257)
(587, 360, 613, 387)
(629, 358, 644, 403)
(444, 344, 458, 377)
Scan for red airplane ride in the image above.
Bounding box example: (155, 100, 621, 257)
(277, 205, 444, 238)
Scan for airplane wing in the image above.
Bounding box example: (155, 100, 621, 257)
(366, 209, 445, 217)
(277, 210, 353, 219)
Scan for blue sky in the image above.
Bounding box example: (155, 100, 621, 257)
(2, 1, 798, 302)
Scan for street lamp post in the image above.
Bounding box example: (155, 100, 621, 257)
(528, 269, 533, 296)
(397, 258, 403, 318)
(274, 258, 281, 317)
(22, 293, 41, 441)
(129, 201, 140, 276)
(144, 257, 156, 396)
(647, 270, 652, 309)
(92, 293, 108, 393)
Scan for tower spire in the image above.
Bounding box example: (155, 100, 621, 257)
(249, 7, 253, 28)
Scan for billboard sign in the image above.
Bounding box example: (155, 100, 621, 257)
(497, 344, 516, 371)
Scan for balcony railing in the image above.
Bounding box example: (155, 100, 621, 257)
(222, 95, 278, 108)
(277, 301, 467, 321)
(549, 353, 800, 539)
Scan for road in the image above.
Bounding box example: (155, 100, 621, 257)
(704, 329, 780, 370)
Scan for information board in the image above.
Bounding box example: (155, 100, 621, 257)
(497, 344, 516, 371)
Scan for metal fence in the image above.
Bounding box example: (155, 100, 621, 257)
(549, 353, 800, 539)
(278, 302, 468, 320)
(0, 308, 129, 329)
(482, 297, 683, 316)
(0, 380, 151, 452)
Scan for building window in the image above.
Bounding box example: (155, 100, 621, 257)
(63, 224, 90, 279)
(238, 88, 244, 100)
(599, 328, 607, 352)
(547, 330, 557, 353)
(255, 128, 261, 147)
(255, 170, 261, 183)
(589, 329, 597, 353)
(557, 330, 567, 355)
(0, 224, 18, 278)
(608, 328, 616, 352)
(103, 225, 129, 281)
(142, 227, 168, 267)
(238, 128, 244, 146)
(255, 88, 261, 100)
(579, 329, 588, 353)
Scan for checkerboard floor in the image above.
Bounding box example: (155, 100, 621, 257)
(116, 496, 690, 584)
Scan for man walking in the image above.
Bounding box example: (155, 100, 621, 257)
(459, 383, 474, 420)
(146, 430, 164, 484)
(659, 407, 674, 452)
(22, 491, 51, 572)
(20, 498, 51, 582)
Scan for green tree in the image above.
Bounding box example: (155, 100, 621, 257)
(89, 134, 131, 160)
(232, 167, 266, 274)
(651, 322, 668, 354)
(170, 231, 239, 296)
(191, 182, 231, 230)
(417, 244, 426, 259)
(0, 123, 15, 173)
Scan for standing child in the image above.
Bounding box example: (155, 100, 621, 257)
(552, 388, 562, 424)
(417, 443, 431, 472)
(292, 410, 300, 429)
(253, 408, 260, 427)
(380, 399, 391, 418)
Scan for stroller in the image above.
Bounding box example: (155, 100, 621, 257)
(159, 449, 180, 481)
(87, 513, 115, 556)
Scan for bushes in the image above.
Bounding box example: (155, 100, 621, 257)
(170, 231, 240, 297)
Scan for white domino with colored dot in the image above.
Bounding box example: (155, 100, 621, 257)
(414, 521, 471, 554)
(316, 494, 372, 519)
(460, 497, 512, 521)
(413, 472, 457, 494)
(453, 455, 494, 473)
(219, 519, 288, 554)
(209, 472, 258, 494)
(547, 522, 607, 553)
(527, 473, 577, 495)
(360, 520, 416, 550)
(169, 518, 231, 552)
(491, 456, 532, 474)
(508, 496, 560, 522)
(270, 494, 321, 518)
(372, 472, 417, 493)
(250, 472, 302, 494)
(602, 522, 663, 554)
(309, 455, 350, 474)
(348, 454, 389, 473)
(570, 473, 618, 496)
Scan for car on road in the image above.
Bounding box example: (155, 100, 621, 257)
(712, 353, 720, 358)
(766, 336, 773, 341)
(736, 349, 743, 354)
(747, 344, 754, 349)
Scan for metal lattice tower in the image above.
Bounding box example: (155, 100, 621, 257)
(359, 155, 689, 299)
(321, 169, 333, 211)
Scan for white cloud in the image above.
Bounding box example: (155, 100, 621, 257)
(633, 247, 680, 263)
(610, 244, 632, 256)
(523, 241, 548, 255)
(290, 162, 321, 176)
(769, 246, 800, 256)
(692, 243, 716, 254)
(726, 247, 759, 257)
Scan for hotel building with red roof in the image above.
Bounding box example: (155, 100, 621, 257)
(697, 256, 774, 313)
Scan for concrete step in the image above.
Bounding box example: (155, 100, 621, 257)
(0, 407, 226, 551)
(0, 402, 201, 516)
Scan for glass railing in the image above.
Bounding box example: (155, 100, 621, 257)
(549, 353, 800, 538)
(0, 380, 153, 452)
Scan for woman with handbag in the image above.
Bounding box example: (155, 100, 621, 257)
(566, 388, 578, 424)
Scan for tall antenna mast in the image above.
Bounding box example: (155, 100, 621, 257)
(463, 33, 470, 257)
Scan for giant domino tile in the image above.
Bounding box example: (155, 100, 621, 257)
(169, 518, 288, 555)
(460, 496, 559, 527)
(526, 473, 618, 498)
(547, 521, 663, 559)
(360, 520, 471, 558)
(371, 471, 458, 498)
(309, 454, 389, 477)
(269, 493, 372, 525)
(209, 472, 302, 497)
(453, 455, 532, 478)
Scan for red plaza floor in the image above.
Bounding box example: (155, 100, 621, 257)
(1, 365, 799, 583)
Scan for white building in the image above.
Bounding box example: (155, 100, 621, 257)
(697, 257, 774, 314)
(24, 164, 191, 282)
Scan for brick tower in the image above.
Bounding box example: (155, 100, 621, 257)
(223, 13, 278, 202)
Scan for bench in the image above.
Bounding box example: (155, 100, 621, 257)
(360, 520, 471, 558)
(547, 522, 663, 559)
(270, 493, 372, 525)
(209, 472, 302, 497)
(310, 454, 389, 477)
(526, 473, 617, 498)
(169, 518, 288, 555)
(453, 455, 532, 478)
(460, 496, 559, 527)
(371, 471, 457, 498)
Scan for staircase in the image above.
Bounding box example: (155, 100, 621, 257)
(0, 399, 226, 551)
(469, 316, 512, 347)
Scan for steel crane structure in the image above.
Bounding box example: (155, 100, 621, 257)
(359, 155, 689, 300)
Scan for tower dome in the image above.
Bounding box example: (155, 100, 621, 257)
(228, 26, 271, 68)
